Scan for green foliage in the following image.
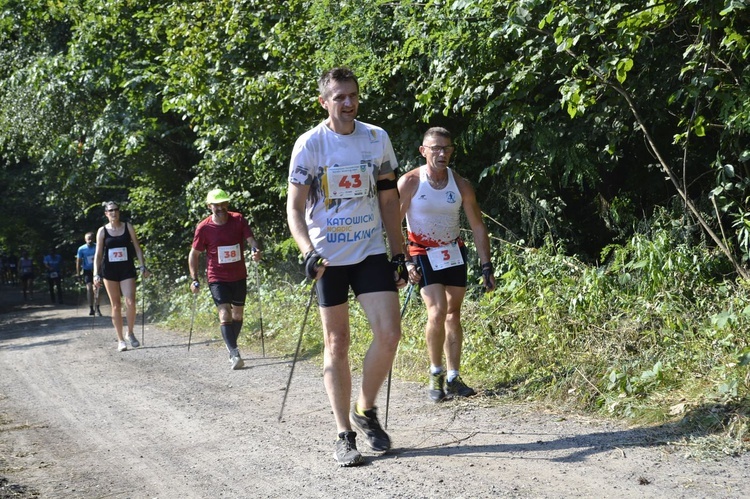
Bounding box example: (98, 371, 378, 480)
(3, 0, 750, 265)
(457, 221, 748, 430)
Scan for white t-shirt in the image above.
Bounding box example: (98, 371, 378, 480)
(289, 120, 398, 265)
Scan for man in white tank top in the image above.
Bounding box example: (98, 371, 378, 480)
(398, 127, 496, 403)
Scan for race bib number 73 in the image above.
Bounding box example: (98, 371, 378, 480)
(108, 247, 128, 262)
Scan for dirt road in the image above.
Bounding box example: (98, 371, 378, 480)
(1, 284, 748, 498)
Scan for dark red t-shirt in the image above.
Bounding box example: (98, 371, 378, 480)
(192, 212, 253, 283)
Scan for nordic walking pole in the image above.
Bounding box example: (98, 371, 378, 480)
(187, 284, 198, 351)
(253, 248, 265, 357)
(278, 282, 316, 423)
(77, 276, 82, 315)
(385, 283, 414, 429)
(91, 283, 98, 331)
(141, 275, 146, 346)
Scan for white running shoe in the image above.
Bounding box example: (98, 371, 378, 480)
(118, 340, 128, 352)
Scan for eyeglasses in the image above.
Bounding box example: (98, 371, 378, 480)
(105, 208, 119, 213)
(424, 145, 455, 154)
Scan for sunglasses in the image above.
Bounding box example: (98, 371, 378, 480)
(105, 208, 119, 213)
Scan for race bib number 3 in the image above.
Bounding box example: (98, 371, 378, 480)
(327, 164, 370, 199)
(108, 247, 128, 262)
(218, 244, 241, 264)
(427, 242, 464, 271)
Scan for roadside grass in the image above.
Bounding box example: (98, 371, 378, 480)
(161, 224, 750, 458)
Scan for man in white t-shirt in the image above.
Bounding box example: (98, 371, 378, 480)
(398, 127, 496, 403)
(287, 67, 408, 467)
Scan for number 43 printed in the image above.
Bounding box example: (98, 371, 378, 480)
(338, 174, 362, 189)
(327, 165, 370, 199)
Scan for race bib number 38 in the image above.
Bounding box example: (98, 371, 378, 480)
(108, 247, 128, 262)
(427, 241, 464, 271)
(327, 164, 370, 199)
(218, 244, 241, 264)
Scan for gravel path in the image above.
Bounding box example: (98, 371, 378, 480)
(1, 284, 748, 498)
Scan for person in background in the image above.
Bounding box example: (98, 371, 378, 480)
(18, 250, 35, 300)
(93, 201, 150, 352)
(43, 246, 64, 304)
(398, 127, 496, 403)
(77, 231, 102, 316)
(286, 67, 407, 467)
(188, 188, 262, 370)
(5, 251, 18, 285)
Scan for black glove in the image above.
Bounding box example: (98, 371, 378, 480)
(390, 253, 409, 283)
(304, 250, 322, 280)
(481, 262, 494, 291)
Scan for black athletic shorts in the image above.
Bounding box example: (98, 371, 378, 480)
(209, 279, 247, 307)
(82, 269, 94, 284)
(413, 245, 468, 288)
(316, 253, 397, 308)
(102, 264, 137, 282)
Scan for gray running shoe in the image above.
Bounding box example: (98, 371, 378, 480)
(333, 431, 364, 467)
(429, 371, 446, 402)
(445, 375, 476, 398)
(229, 348, 244, 370)
(117, 340, 128, 352)
(127, 334, 140, 348)
(96, 306, 103, 317)
(350, 406, 391, 453)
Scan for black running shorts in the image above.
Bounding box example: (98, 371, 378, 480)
(413, 245, 468, 288)
(102, 264, 137, 282)
(316, 253, 397, 308)
(209, 279, 248, 307)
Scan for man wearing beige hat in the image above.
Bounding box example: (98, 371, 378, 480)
(188, 188, 262, 369)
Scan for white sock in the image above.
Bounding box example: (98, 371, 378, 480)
(430, 365, 444, 375)
(447, 370, 460, 382)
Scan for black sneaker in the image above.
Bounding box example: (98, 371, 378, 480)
(429, 371, 446, 402)
(350, 406, 391, 452)
(333, 431, 364, 467)
(96, 306, 103, 317)
(445, 375, 476, 397)
(89, 307, 95, 316)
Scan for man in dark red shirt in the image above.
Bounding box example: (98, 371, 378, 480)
(188, 189, 262, 369)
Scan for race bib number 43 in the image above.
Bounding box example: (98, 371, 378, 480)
(218, 244, 241, 264)
(108, 247, 128, 262)
(327, 164, 370, 199)
(427, 241, 464, 271)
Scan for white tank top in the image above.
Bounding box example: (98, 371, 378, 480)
(405, 166, 462, 249)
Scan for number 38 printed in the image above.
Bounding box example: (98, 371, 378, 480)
(222, 249, 238, 260)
